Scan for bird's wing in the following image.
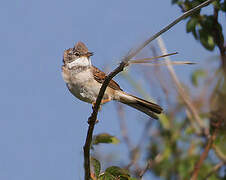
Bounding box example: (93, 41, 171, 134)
(92, 66, 122, 91)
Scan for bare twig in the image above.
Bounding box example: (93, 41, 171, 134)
(83, 61, 128, 180)
(139, 153, 163, 179)
(126, 120, 153, 170)
(149, 45, 171, 103)
(157, 37, 209, 135)
(83, 1, 216, 179)
(190, 130, 218, 180)
(129, 52, 178, 63)
(213, 144, 226, 162)
(130, 61, 195, 66)
(125, 0, 216, 61)
(139, 160, 153, 179)
(190, 116, 223, 180)
(185, 109, 202, 135)
(204, 162, 225, 179)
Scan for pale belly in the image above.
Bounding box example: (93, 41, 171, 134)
(67, 82, 99, 103)
(62, 67, 113, 104)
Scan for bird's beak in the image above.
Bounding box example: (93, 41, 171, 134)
(86, 52, 94, 57)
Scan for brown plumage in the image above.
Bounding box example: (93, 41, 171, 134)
(91, 65, 162, 119)
(92, 66, 122, 91)
(62, 41, 163, 119)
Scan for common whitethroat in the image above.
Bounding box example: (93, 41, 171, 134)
(62, 42, 163, 119)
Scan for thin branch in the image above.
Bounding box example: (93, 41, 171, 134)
(139, 154, 163, 179)
(125, 0, 216, 61)
(149, 45, 171, 103)
(157, 37, 209, 135)
(185, 109, 202, 135)
(213, 144, 226, 162)
(190, 130, 218, 180)
(130, 61, 195, 66)
(83, 62, 128, 180)
(129, 52, 178, 63)
(126, 121, 152, 170)
(139, 160, 153, 179)
(204, 162, 225, 180)
(190, 116, 223, 180)
(83, 1, 216, 179)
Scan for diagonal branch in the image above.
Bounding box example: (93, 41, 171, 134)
(125, 0, 216, 61)
(157, 36, 208, 134)
(203, 162, 225, 180)
(83, 62, 128, 180)
(83, 1, 216, 179)
(190, 128, 218, 180)
(190, 113, 224, 180)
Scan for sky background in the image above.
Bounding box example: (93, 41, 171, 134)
(0, 0, 225, 180)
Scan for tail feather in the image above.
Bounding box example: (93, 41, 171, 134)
(117, 91, 163, 120)
(129, 94, 162, 114)
(125, 103, 159, 119)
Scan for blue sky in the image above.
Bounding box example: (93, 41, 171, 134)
(0, 0, 225, 179)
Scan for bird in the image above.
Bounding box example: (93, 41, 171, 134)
(61, 41, 163, 119)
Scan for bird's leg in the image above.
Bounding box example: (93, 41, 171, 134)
(100, 98, 111, 104)
(91, 98, 111, 110)
(92, 102, 101, 111)
(89, 98, 111, 124)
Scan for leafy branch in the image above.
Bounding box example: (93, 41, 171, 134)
(83, 0, 217, 179)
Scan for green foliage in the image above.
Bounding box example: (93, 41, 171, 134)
(93, 133, 120, 145)
(99, 172, 117, 180)
(90, 158, 137, 180)
(159, 114, 170, 130)
(91, 157, 101, 178)
(104, 166, 130, 180)
(88, 1, 226, 179)
(191, 69, 206, 86)
(90, 134, 137, 179)
(172, 0, 225, 52)
(186, 17, 198, 35)
(99, 173, 137, 180)
(146, 71, 226, 178)
(187, 15, 217, 51)
(215, 135, 226, 157)
(199, 28, 215, 50)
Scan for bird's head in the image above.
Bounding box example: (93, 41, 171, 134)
(63, 41, 93, 68)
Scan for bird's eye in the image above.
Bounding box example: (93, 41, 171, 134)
(74, 52, 80, 56)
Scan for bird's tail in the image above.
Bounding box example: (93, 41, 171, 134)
(116, 91, 163, 120)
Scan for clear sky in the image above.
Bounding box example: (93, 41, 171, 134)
(0, 0, 225, 179)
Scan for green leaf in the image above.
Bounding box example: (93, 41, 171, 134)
(90, 157, 101, 177)
(192, 28, 198, 39)
(202, 15, 214, 30)
(105, 166, 130, 179)
(186, 18, 198, 33)
(171, 0, 179, 4)
(191, 69, 206, 87)
(99, 172, 115, 180)
(93, 133, 120, 145)
(159, 114, 170, 130)
(199, 29, 215, 51)
(212, 1, 221, 9)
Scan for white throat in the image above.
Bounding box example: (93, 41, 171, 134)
(67, 56, 91, 68)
